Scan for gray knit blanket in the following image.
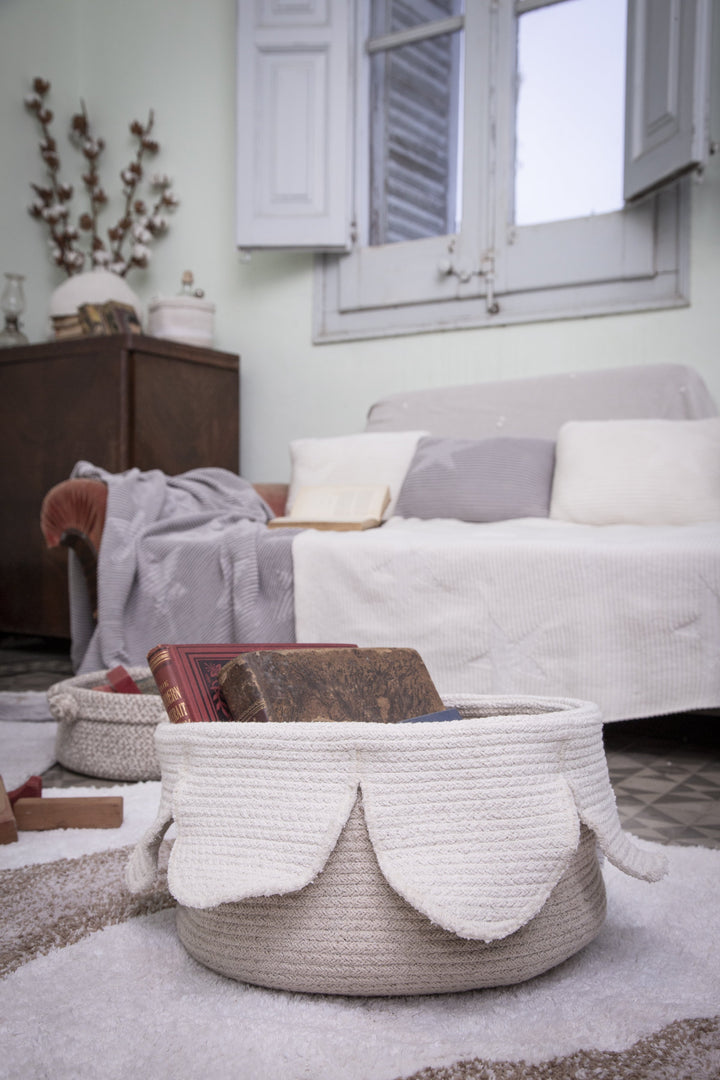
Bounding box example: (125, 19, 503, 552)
(70, 461, 298, 674)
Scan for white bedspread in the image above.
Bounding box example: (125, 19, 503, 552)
(292, 517, 720, 722)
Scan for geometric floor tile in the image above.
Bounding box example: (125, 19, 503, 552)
(604, 713, 720, 850)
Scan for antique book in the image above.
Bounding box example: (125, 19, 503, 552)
(101, 301, 142, 334)
(76, 303, 105, 336)
(77, 300, 142, 336)
(147, 642, 356, 723)
(51, 312, 84, 340)
(217, 646, 444, 724)
(267, 484, 390, 531)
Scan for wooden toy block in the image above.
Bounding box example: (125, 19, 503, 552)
(13, 796, 124, 831)
(8, 775, 43, 803)
(0, 775, 19, 844)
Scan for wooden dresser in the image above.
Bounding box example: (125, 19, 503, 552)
(0, 333, 240, 639)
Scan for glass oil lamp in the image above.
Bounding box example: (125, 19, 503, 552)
(0, 273, 29, 347)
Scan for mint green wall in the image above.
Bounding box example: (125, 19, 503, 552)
(2, 0, 718, 483)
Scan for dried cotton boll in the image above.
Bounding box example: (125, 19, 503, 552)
(24, 77, 178, 280)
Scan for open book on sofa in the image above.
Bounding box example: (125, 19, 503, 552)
(267, 483, 390, 531)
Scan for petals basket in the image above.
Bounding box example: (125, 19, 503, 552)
(128, 694, 667, 996)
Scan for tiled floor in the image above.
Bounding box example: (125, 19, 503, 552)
(603, 713, 720, 849)
(1, 633, 719, 848)
(0, 633, 74, 691)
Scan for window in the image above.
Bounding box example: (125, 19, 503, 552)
(366, 1, 464, 245)
(236, 0, 712, 343)
(514, 0, 627, 225)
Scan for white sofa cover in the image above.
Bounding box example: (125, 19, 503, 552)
(292, 364, 720, 722)
(363, 362, 717, 438)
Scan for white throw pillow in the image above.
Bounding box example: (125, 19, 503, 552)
(549, 418, 720, 525)
(286, 431, 428, 519)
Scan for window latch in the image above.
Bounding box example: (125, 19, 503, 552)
(437, 251, 500, 315)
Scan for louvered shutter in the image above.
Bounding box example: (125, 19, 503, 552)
(369, 0, 462, 245)
(624, 0, 712, 202)
(236, 0, 353, 250)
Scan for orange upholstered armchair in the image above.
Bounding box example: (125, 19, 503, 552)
(40, 477, 288, 625)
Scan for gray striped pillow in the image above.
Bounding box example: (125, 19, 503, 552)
(394, 436, 556, 522)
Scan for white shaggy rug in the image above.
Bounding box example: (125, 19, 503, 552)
(0, 690, 57, 790)
(0, 719, 58, 790)
(1, 777, 719, 1080)
(0, 689, 53, 722)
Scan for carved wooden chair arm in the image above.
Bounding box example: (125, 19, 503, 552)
(253, 483, 289, 518)
(40, 478, 108, 619)
(40, 477, 289, 627)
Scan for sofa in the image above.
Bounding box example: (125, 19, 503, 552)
(41, 362, 720, 723)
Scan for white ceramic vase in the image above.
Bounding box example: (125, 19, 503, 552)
(49, 268, 143, 321)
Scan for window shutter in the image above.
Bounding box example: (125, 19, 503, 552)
(368, 2, 462, 246)
(624, 0, 712, 202)
(236, 0, 353, 250)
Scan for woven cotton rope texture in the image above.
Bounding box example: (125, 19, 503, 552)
(176, 799, 604, 995)
(127, 694, 666, 997)
(48, 667, 166, 781)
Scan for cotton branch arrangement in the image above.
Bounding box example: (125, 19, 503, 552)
(24, 76, 179, 278)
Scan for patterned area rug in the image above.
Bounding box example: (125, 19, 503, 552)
(400, 1019, 720, 1080)
(1, 781, 719, 1080)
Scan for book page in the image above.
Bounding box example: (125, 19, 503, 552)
(289, 484, 390, 522)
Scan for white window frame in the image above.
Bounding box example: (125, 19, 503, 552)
(311, 0, 707, 343)
(234, 1, 711, 344)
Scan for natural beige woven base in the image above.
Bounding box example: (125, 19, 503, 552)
(48, 667, 165, 781)
(176, 794, 606, 996)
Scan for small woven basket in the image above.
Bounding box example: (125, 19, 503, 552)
(47, 667, 166, 781)
(127, 693, 667, 996)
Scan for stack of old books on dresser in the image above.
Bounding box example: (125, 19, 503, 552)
(51, 300, 142, 340)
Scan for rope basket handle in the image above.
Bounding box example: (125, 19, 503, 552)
(47, 691, 79, 725)
(46, 667, 166, 726)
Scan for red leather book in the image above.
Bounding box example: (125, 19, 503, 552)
(147, 643, 356, 723)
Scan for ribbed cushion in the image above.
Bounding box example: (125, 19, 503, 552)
(395, 436, 556, 521)
(285, 431, 428, 519)
(550, 418, 720, 525)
